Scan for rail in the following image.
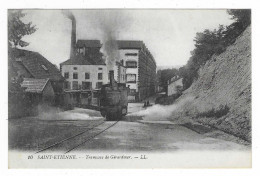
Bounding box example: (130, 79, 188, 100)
(35, 120, 119, 154)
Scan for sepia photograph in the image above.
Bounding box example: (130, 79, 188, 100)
(7, 8, 252, 168)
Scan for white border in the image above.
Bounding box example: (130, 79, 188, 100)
(1, 0, 259, 175)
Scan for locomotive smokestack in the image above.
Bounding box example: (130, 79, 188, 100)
(62, 10, 76, 58)
(109, 70, 114, 84)
(109, 70, 116, 88)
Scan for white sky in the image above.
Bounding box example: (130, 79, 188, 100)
(21, 9, 233, 67)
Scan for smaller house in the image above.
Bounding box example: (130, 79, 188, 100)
(9, 48, 64, 106)
(167, 76, 183, 96)
(8, 48, 64, 118)
(21, 78, 55, 104)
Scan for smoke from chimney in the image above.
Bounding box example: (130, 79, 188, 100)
(62, 10, 76, 59)
(97, 11, 129, 71)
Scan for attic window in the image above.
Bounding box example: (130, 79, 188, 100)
(125, 53, 138, 56)
(15, 58, 22, 62)
(41, 65, 48, 71)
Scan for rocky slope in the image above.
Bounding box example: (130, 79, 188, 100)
(173, 26, 251, 142)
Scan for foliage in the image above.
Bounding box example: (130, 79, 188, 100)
(180, 9, 251, 90)
(155, 92, 182, 105)
(157, 68, 178, 88)
(196, 105, 230, 118)
(8, 10, 37, 48)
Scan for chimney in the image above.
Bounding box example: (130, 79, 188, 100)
(63, 10, 76, 59)
(70, 16, 76, 58)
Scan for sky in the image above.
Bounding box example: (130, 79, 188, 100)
(20, 9, 234, 68)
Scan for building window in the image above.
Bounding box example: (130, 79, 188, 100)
(120, 60, 124, 66)
(41, 65, 48, 71)
(73, 72, 78, 79)
(93, 91, 99, 98)
(82, 81, 92, 90)
(126, 74, 136, 83)
(64, 81, 70, 90)
(98, 67, 103, 70)
(125, 53, 138, 56)
(96, 82, 103, 89)
(81, 93, 89, 99)
(73, 67, 77, 70)
(130, 89, 136, 93)
(79, 48, 84, 55)
(98, 73, 103, 80)
(85, 72, 90, 79)
(72, 81, 78, 90)
(126, 61, 137, 68)
(64, 72, 69, 79)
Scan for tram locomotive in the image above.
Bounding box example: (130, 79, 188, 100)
(99, 70, 129, 121)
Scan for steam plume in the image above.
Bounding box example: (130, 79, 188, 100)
(129, 96, 195, 122)
(97, 11, 128, 71)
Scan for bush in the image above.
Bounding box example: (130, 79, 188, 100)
(155, 93, 182, 105)
(196, 104, 230, 118)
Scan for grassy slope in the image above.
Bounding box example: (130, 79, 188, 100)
(172, 26, 251, 142)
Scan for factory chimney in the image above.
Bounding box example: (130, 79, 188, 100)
(70, 16, 76, 58)
(63, 10, 76, 59)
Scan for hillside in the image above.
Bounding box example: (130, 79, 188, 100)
(172, 26, 251, 142)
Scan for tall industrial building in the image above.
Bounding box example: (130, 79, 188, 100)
(116, 40, 157, 101)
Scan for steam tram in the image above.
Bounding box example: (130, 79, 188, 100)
(99, 71, 129, 120)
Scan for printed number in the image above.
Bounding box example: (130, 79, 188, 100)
(28, 155, 33, 159)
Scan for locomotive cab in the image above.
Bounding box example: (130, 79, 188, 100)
(99, 70, 128, 120)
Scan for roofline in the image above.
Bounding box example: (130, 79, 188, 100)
(41, 78, 50, 92)
(167, 77, 183, 85)
(76, 39, 102, 48)
(11, 48, 64, 80)
(60, 63, 106, 66)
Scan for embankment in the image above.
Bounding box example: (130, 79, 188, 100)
(172, 26, 251, 142)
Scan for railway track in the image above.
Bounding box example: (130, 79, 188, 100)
(35, 120, 120, 154)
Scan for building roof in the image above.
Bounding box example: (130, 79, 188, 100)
(20, 78, 50, 93)
(60, 54, 106, 66)
(76, 40, 102, 48)
(76, 40, 144, 49)
(116, 40, 144, 49)
(62, 39, 156, 66)
(167, 76, 183, 85)
(9, 48, 64, 81)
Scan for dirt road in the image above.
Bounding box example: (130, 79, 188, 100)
(9, 103, 249, 153)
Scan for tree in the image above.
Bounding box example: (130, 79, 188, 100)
(223, 9, 251, 46)
(179, 9, 251, 91)
(8, 10, 37, 96)
(8, 10, 37, 48)
(227, 9, 251, 29)
(157, 68, 178, 86)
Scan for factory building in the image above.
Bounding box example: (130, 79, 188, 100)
(60, 40, 126, 107)
(60, 13, 155, 103)
(67, 40, 157, 102)
(60, 40, 108, 91)
(117, 40, 157, 101)
(60, 40, 126, 91)
(60, 13, 127, 107)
